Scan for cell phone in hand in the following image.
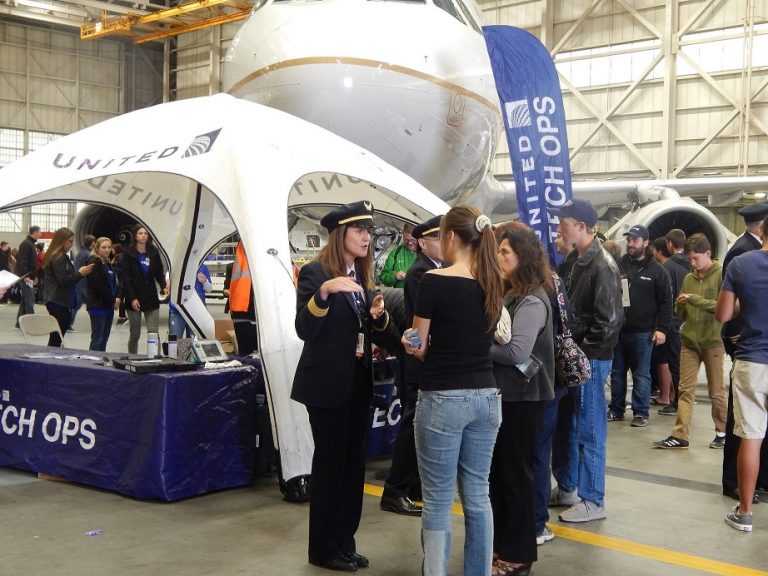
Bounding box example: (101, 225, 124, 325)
(404, 328, 422, 348)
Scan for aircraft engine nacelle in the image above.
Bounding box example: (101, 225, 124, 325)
(73, 205, 140, 250)
(606, 195, 730, 259)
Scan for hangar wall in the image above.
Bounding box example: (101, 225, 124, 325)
(0, 18, 163, 240)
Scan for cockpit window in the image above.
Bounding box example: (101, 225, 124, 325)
(454, 0, 482, 33)
(433, 0, 465, 24)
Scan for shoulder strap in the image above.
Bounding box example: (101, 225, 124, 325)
(552, 274, 573, 338)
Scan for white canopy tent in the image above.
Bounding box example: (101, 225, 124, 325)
(0, 94, 448, 481)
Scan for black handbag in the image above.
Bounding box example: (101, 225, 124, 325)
(552, 275, 591, 387)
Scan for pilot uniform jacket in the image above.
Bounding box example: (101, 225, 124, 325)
(291, 260, 398, 408)
(721, 232, 762, 354)
(403, 253, 438, 385)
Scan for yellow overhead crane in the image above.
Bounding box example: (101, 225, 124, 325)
(80, 0, 253, 44)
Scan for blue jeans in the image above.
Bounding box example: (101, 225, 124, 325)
(565, 360, 611, 507)
(610, 331, 653, 418)
(88, 310, 114, 352)
(534, 385, 580, 533)
(415, 388, 501, 576)
(169, 306, 192, 339)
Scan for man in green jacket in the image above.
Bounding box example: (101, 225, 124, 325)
(654, 234, 726, 449)
(379, 224, 417, 288)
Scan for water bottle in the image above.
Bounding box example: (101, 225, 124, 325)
(146, 332, 159, 357)
(167, 335, 178, 359)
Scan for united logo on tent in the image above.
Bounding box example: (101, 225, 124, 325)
(183, 129, 222, 158)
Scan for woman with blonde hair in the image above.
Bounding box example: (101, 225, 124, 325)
(86, 237, 119, 351)
(404, 205, 505, 576)
(42, 228, 94, 346)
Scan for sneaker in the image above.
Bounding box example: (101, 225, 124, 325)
(549, 487, 579, 507)
(652, 436, 689, 449)
(658, 405, 677, 416)
(631, 416, 649, 428)
(536, 526, 555, 545)
(724, 505, 753, 532)
(607, 411, 624, 422)
(710, 435, 726, 449)
(559, 500, 606, 523)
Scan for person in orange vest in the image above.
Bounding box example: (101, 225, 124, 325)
(229, 241, 258, 355)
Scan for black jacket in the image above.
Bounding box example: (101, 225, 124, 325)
(291, 261, 399, 408)
(560, 239, 624, 360)
(664, 253, 690, 330)
(618, 253, 673, 335)
(86, 257, 118, 310)
(403, 253, 439, 385)
(16, 236, 37, 277)
(721, 232, 763, 353)
(120, 248, 166, 311)
(43, 254, 82, 308)
(0, 249, 8, 272)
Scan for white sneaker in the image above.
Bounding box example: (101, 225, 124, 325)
(559, 500, 607, 523)
(549, 487, 579, 507)
(536, 526, 555, 545)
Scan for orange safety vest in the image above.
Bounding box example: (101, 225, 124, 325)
(229, 242, 252, 313)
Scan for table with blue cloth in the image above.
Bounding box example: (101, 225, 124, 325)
(0, 344, 258, 502)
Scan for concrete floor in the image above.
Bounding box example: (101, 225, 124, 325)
(1, 301, 767, 575)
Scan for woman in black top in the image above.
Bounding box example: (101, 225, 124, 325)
(403, 206, 504, 576)
(488, 223, 555, 576)
(42, 228, 94, 346)
(120, 225, 167, 354)
(86, 237, 119, 352)
(291, 201, 397, 573)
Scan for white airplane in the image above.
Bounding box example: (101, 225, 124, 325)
(221, 0, 768, 257)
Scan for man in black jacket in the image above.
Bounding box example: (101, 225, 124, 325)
(15, 225, 41, 327)
(553, 199, 623, 524)
(608, 225, 673, 428)
(380, 215, 442, 517)
(722, 203, 768, 502)
(656, 229, 690, 416)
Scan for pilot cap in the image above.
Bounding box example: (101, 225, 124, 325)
(738, 202, 768, 224)
(550, 199, 598, 228)
(623, 224, 649, 240)
(413, 215, 442, 239)
(320, 200, 375, 233)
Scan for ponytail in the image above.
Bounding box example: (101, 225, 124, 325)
(442, 206, 504, 330)
(475, 224, 504, 330)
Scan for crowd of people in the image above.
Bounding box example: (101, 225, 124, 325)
(0, 224, 199, 353)
(292, 198, 768, 575)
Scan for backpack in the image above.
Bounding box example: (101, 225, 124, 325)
(552, 274, 591, 387)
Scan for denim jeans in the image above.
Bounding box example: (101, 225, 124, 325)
(610, 331, 653, 418)
(88, 310, 114, 352)
(169, 306, 192, 339)
(566, 359, 611, 507)
(534, 385, 579, 533)
(415, 388, 501, 576)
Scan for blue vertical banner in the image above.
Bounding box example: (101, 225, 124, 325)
(483, 26, 574, 265)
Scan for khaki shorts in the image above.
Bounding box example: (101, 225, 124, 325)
(732, 360, 768, 440)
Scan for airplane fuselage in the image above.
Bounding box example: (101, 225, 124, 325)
(223, 0, 503, 204)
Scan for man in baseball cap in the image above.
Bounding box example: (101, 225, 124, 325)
(608, 224, 673, 429)
(552, 199, 623, 523)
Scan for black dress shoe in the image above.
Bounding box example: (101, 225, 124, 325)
(309, 556, 357, 572)
(342, 552, 369, 569)
(380, 495, 422, 516)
